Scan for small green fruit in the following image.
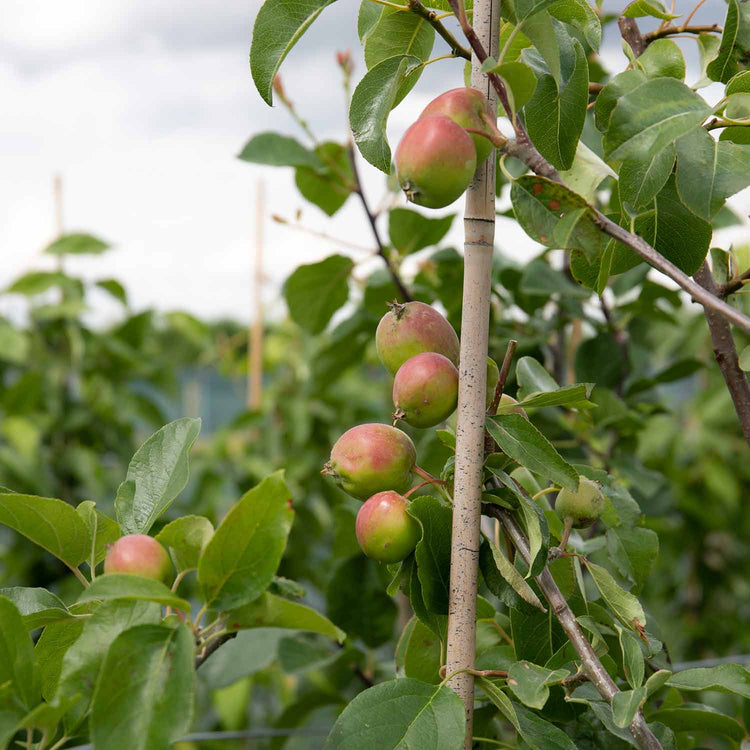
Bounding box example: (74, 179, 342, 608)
(104, 534, 172, 581)
(393, 352, 459, 428)
(420, 87, 495, 165)
(395, 115, 477, 208)
(323, 424, 416, 500)
(376, 301, 460, 376)
(355, 491, 421, 563)
(555, 478, 605, 528)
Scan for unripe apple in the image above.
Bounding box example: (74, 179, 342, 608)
(376, 301, 460, 376)
(356, 491, 421, 563)
(322, 423, 416, 500)
(420, 87, 495, 165)
(393, 352, 459, 428)
(395, 115, 476, 208)
(497, 393, 529, 420)
(104, 534, 172, 581)
(485, 357, 500, 409)
(555, 478, 605, 528)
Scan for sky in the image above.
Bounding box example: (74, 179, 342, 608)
(0, 0, 742, 325)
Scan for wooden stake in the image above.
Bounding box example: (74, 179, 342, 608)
(248, 180, 265, 410)
(445, 1, 499, 746)
(53, 174, 64, 271)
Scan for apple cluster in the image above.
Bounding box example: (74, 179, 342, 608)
(324, 301, 496, 564)
(395, 88, 494, 209)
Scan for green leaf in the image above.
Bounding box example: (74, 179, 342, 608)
(364, 8, 434, 84)
(115, 417, 201, 535)
(622, 0, 679, 19)
(638, 39, 685, 79)
(479, 540, 525, 610)
(35, 619, 85, 701)
(403, 618, 442, 684)
(407, 497, 452, 614)
(325, 678, 465, 749)
(18, 696, 80, 737)
(511, 0, 560, 22)
(507, 661, 569, 709)
(725, 91, 750, 119)
(516, 356, 559, 396)
(227, 592, 345, 642)
(78, 574, 190, 611)
(487, 538, 546, 611)
(486, 414, 579, 491)
(198, 472, 294, 610)
(0, 322, 29, 365)
(511, 384, 595, 410)
(525, 40, 589, 170)
(45, 233, 109, 255)
(90, 622, 195, 750)
(584, 560, 646, 629)
(283, 254, 354, 334)
(0, 596, 39, 709)
(0, 588, 72, 631)
(675, 127, 750, 220)
(645, 669, 672, 696)
(250, 0, 338, 105)
(511, 176, 606, 262)
(606, 526, 659, 593)
(513, 701, 579, 749)
(358, 0, 381, 41)
(708, 0, 750, 83)
(295, 141, 353, 216)
(603, 78, 711, 162)
(611, 686, 647, 728)
(388, 208, 454, 255)
(516, 489, 550, 577)
(619, 144, 675, 211)
(0, 493, 90, 568)
(156, 515, 213, 572)
(96, 278, 127, 305)
(548, 0, 601, 50)
(350, 54, 422, 172)
(404, 558, 448, 641)
(491, 61, 538, 114)
(595, 69, 647, 132)
(76, 501, 121, 568)
(559, 142, 616, 202)
(7, 271, 71, 296)
(727, 69, 750, 94)
(618, 627, 645, 688)
(237, 132, 324, 170)
(648, 703, 745, 740)
(666, 663, 750, 699)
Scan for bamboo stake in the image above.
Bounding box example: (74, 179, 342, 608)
(248, 180, 264, 410)
(445, 1, 499, 745)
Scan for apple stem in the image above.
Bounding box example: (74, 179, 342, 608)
(559, 516, 574, 552)
(413, 464, 447, 485)
(67, 564, 89, 588)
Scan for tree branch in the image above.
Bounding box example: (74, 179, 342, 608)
(407, 0, 472, 60)
(483, 502, 662, 750)
(347, 144, 412, 302)
(447, 2, 750, 333)
(718, 267, 750, 297)
(643, 23, 722, 45)
(618, 17, 646, 56)
(693, 262, 750, 444)
(195, 631, 237, 669)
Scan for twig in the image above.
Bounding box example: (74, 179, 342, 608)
(483, 501, 662, 750)
(718, 267, 750, 298)
(619, 17, 647, 55)
(194, 631, 237, 669)
(346, 144, 412, 302)
(693, 262, 750, 444)
(488, 339, 518, 414)
(407, 0, 472, 60)
(644, 23, 721, 44)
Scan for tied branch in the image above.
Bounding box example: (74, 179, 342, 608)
(443, 0, 750, 334)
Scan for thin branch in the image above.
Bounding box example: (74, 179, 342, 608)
(644, 23, 721, 44)
(719, 267, 750, 297)
(195, 631, 237, 669)
(488, 339, 517, 414)
(346, 144, 412, 302)
(407, 0, 472, 60)
(693, 262, 750, 444)
(618, 17, 646, 56)
(483, 501, 662, 750)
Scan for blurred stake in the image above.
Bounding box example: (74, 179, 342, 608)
(53, 173, 64, 272)
(248, 179, 265, 410)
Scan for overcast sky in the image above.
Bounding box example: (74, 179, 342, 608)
(0, 0, 740, 325)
